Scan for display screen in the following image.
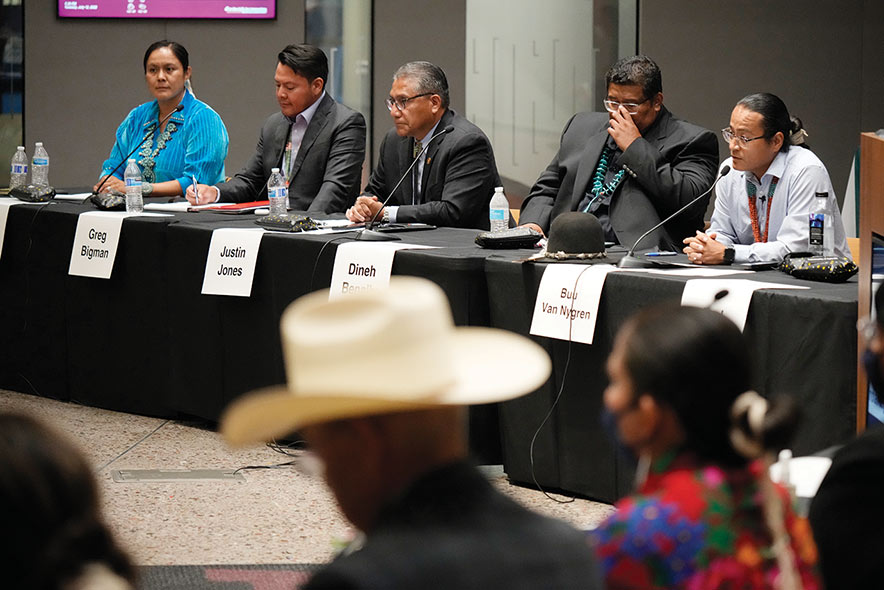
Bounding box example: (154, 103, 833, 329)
(59, 1, 276, 19)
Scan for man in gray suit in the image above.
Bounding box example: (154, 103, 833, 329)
(520, 55, 718, 251)
(346, 61, 499, 229)
(187, 44, 365, 213)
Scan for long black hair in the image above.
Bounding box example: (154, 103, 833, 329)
(737, 92, 809, 152)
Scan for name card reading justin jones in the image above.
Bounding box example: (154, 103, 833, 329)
(201, 228, 266, 297)
(68, 211, 132, 279)
(529, 264, 616, 344)
(329, 242, 434, 300)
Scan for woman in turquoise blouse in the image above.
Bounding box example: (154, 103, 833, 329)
(95, 40, 228, 199)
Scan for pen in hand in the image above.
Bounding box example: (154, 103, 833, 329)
(192, 175, 200, 205)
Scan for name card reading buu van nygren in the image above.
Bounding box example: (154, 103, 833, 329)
(529, 264, 616, 344)
(329, 241, 434, 300)
(201, 228, 266, 297)
(68, 211, 132, 279)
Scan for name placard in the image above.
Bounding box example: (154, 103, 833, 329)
(681, 278, 807, 331)
(529, 264, 616, 344)
(329, 242, 434, 300)
(201, 228, 266, 297)
(68, 211, 132, 279)
(0, 197, 49, 261)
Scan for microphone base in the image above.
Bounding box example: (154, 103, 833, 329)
(617, 254, 655, 269)
(354, 228, 402, 241)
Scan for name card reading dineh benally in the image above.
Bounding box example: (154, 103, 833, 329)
(529, 263, 616, 344)
(68, 211, 131, 279)
(201, 228, 266, 297)
(329, 242, 434, 300)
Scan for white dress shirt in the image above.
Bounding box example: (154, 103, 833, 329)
(708, 146, 850, 263)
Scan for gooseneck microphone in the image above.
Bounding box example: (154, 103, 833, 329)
(355, 124, 455, 241)
(617, 165, 731, 268)
(92, 104, 184, 196)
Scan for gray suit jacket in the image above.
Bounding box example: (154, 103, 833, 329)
(217, 93, 366, 213)
(364, 109, 500, 229)
(520, 107, 718, 250)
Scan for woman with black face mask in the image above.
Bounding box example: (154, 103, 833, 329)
(591, 304, 821, 590)
(809, 285, 884, 590)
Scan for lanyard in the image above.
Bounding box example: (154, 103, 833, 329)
(747, 177, 778, 243)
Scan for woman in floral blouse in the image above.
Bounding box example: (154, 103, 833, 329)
(96, 40, 228, 198)
(592, 304, 821, 590)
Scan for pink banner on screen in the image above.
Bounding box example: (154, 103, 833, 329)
(59, 1, 276, 19)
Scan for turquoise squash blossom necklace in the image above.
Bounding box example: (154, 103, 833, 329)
(582, 145, 626, 212)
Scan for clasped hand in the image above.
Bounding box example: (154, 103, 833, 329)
(682, 231, 726, 265)
(346, 195, 384, 223)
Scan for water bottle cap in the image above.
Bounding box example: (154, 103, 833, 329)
(128, 158, 136, 163)
(17, 146, 23, 150)
(271, 167, 280, 173)
(35, 142, 42, 147)
(494, 186, 504, 193)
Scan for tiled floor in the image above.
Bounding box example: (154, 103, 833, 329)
(0, 389, 614, 566)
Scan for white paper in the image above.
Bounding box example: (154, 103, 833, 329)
(529, 264, 617, 344)
(68, 211, 133, 279)
(329, 242, 434, 300)
(681, 279, 808, 331)
(54, 193, 92, 201)
(625, 267, 754, 277)
(201, 228, 266, 297)
(770, 456, 832, 498)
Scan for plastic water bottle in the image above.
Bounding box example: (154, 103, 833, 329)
(10, 146, 28, 189)
(31, 142, 49, 188)
(489, 186, 508, 233)
(124, 159, 143, 214)
(267, 167, 288, 216)
(808, 191, 834, 257)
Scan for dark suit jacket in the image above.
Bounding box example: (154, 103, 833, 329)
(520, 107, 718, 250)
(364, 109, 500, 229)
(304, 461, 602, 590)
(218, 93, 366, 213)
(809, 427, 884, 590)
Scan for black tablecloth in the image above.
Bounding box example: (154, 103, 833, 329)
(0, 200, 860, 487)
(486, 253, 858, 502)
(0, 201, 502, 459)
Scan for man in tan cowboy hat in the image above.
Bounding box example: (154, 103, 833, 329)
(221, 277, 601, 589)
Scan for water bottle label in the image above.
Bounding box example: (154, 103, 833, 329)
(11, 164, 26, 174)
(809, 213, 824, 246)
(489, 208, 506, 221)
(125, 178, 140, 187)
(32, 158, 48, 165)
(270, 187, 287, 199)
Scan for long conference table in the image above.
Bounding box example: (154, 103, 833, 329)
(0, 197, 859, 502)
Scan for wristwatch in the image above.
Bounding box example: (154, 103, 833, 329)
(141, 182, 153, 196)
(381, 208, 389, 224)
(723, 247, 735, 264)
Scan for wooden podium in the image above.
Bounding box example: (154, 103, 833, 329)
(857, 132, 884, 431)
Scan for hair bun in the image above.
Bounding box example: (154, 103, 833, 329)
(789, 116, 808, 145)
(730, 391, 801, 459)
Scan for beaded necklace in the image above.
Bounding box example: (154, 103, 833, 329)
(582, 145, 626, 212)
(137, 118, 179, 183)
(746, 176, 779, 243)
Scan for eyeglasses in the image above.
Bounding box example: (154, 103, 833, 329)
(603, 98, 649, 115)
(721, 128, 767, 146)
(385, 92, 433, 112)
(859, 316, 880, 346)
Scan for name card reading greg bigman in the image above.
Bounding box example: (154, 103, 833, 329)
(68, 211, 133, 279)
(529, 264, 616, 344)
(201, 228, 266, 297)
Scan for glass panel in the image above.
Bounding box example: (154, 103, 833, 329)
(306, 0, 372, 179)
(0, 0, 23, 189)
(466, 0, 637, 195)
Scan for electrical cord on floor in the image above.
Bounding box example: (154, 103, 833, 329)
(528, 265, 596, 504)
(231, 439, 310, 475)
